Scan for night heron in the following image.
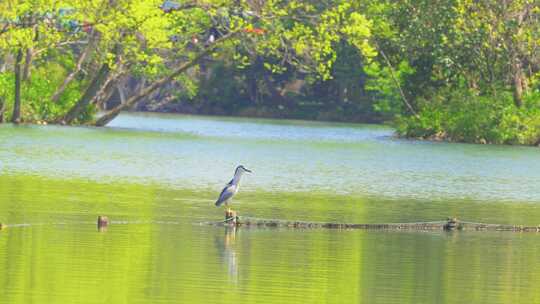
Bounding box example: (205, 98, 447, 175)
(215, 165, 252, 211)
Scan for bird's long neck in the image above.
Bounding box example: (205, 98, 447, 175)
(232, 170, 244, 184)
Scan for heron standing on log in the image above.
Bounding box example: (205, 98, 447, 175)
(215, 165, 252, 212)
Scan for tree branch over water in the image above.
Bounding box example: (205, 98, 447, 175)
(93, 31, 240, 126)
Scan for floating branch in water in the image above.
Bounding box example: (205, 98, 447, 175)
(206, 214, 540, 232)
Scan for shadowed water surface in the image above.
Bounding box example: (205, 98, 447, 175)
(0, 113, 539, 303)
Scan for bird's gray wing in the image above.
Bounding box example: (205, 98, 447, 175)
(215, 180, 234, 206)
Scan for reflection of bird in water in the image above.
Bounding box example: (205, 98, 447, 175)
(214, 226, 239, 283)
(215, 165, 252, 213)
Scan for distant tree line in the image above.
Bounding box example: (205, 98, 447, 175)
(0, 0, 538, 145)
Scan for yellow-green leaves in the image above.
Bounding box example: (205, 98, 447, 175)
(1, 0, 377, 81)
(241, 0, 375, 80)
(0, 0, 381, 125)
(341, 12, 375, 58)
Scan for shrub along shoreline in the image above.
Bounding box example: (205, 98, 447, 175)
(396, 90, 540, 146)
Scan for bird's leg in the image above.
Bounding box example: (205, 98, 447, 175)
(226, 201, 231, 213)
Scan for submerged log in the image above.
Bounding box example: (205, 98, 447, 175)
(207, 216, 540, 232)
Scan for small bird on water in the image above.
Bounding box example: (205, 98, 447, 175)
(215, 165, 252, 212)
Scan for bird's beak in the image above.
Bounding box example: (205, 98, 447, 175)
(245, 168, 252, 173)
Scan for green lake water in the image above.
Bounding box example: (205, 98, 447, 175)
(0, 112, 539, 303)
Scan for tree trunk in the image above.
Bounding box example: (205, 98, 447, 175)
(22, 48, 33, 81)
(12, 49, 24, 124)
(93, 60, 201, 126)
(94, 75, 119, 109)
(247, 75, 258, 104)
(0, 96, 5, 123)
(22, 24, 38, 81)
(509, 6, 529, 108)
(117, 82, 126, 104)
(60, 63, 110, 124)
(93, 32, 238, 126)
(512, 59, 524, 108)
(261, 72, 296, 108)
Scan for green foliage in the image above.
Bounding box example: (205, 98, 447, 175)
(365, 60, 414, 116)
(0, 64, 86, 122)
(398, 89, 540, 145)
(0, 0, 538, 146)
(182, 41, 383, 123)
(364, 0, 540, 145)
(239, 0, 375, 80)
(0, 0, 377, 125)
